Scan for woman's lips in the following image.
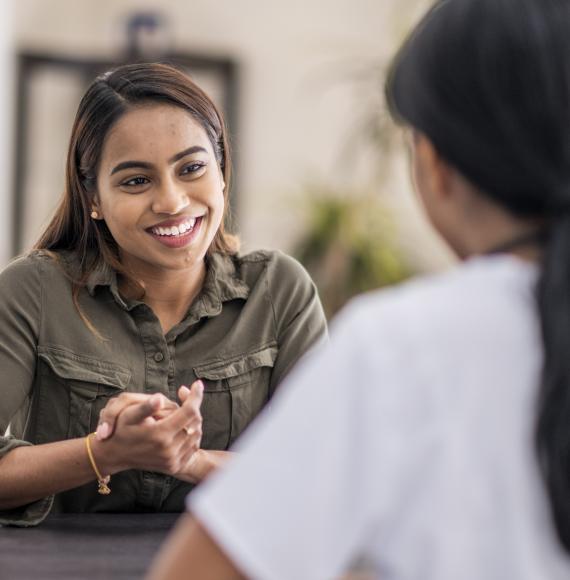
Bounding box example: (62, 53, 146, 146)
(147, 216, 203, 248)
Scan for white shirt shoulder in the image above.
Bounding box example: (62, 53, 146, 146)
(190, 256, 570, 580)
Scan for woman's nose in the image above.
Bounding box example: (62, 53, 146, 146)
(151, 178, 190, 215)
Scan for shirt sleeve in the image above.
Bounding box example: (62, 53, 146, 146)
(188, 298, 410, 579)
(0, 254, 54, 527)
(266, 252, 328, 396)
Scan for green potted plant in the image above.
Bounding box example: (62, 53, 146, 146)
(294, 187, 411, 319)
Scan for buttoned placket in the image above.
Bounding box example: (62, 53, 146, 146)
(85, 254, 250, 511)
(122, 302, 170, 509)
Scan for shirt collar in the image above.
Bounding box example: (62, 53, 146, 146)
(86, 259, 129, 309)
(186, 253, 249, 324)
(85, 253, 250, 317)
(86, 260, 115, 296)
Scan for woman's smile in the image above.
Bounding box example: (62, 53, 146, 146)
(147, 215, 205, 249)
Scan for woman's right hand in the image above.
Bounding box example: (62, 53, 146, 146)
(90, 381, 204, 477)
(96, 391, 181, 440)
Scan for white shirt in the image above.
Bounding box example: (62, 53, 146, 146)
(189, 255, 570, 580)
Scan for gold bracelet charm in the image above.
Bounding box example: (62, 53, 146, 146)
(85, 433, 111, 495)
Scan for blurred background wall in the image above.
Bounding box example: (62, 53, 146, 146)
(4, 0, 454, 315)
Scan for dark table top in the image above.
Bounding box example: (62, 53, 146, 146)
(0, 513, 181, 580)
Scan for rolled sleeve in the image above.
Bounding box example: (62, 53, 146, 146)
(0, 437, 54, 527)
(0, 254, 53, 527)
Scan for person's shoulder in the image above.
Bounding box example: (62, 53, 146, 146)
(335, 255, 537, 345)
(237, 248, 305, 271)
(0, 250, 73, 287)
(0, 250, 49, 280)
(0, 251, 54, 305)
(235, 249, 313, 290)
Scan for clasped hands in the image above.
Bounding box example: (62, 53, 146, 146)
(92, 382, 210, 484)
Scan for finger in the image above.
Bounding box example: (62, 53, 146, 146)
(182, 415, 202, 437)
(190, 380, 204, 396)
(96, 421, 111, 440)
(97, 398, 123, 439)
(160, 381, 204, 432)
(175, 425, 202, 457)
(98, 394, 178, 440)
(98, 394, 152, 439)
(178, 385, 191, 402)
(120, 393, 164, 426)
(179, 381, 203, 407)
(152, 405, 180, 421)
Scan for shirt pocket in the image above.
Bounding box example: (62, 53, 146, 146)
(37, 346, 131, 441)
(193, 344, 278, 450)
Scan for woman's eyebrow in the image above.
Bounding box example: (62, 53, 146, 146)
(110, 160, 152, 176)
(169, 146, 208, 164)
(110, 146, 209, 176)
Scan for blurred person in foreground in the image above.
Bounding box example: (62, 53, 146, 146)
(148, 0, 570, 578)
(0, 63, 326, 526)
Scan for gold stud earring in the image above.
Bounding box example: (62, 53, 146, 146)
(90, 210, 99, 219)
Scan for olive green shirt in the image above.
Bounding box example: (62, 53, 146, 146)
(0, 249, 326, 526)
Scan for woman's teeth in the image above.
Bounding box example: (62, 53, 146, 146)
(151, 217, 197, 237)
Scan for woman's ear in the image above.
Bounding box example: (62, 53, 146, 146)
(413, 132, 454, 202)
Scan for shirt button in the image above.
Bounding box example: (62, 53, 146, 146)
(153, 352, 165, 363)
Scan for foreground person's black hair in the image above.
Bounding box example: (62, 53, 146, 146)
(386, 0, 570, 551)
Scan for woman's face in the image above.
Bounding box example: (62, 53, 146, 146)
(94, 103, 225, 276)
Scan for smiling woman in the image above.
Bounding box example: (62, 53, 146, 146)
(0, 63, 327, 526)
(93, 103, 226, 328)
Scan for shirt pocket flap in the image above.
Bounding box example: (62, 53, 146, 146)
(193, 344, 278, 389)
(37, 346, 131, 390)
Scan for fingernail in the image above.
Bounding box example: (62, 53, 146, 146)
(150, 393, 162, 407)
(195, 380, 204, 394)
(96, 422, 110, 440)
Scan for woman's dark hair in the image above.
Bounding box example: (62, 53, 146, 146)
(386, 0, 570, 551)
(35, 62, 238, 318)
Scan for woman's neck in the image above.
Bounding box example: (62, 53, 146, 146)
(463, 219, 543, 263)
(445, 187, 544, 263)
(119, 258, 207, 333)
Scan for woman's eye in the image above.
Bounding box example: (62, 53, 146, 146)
(181, 162, 205, 176)
(121, 176, 149, 187)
